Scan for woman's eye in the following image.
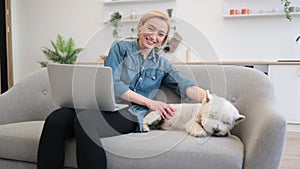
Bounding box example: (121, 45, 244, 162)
(159, 33, 165, 37)
(148, 27, 155, 32)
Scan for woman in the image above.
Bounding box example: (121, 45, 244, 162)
(37, 10, 206, 169)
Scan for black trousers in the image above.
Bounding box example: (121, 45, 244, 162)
(37, 107, 138, 169)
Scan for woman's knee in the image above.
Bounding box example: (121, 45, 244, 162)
(43, 108, 76, 134)
(74, 110, 102, 128)
(74, 110, 117, 138)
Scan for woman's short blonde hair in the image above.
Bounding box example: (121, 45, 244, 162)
(137, 10, 171, 46)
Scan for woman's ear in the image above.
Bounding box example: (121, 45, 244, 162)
(138, 23, 142, 33)
(161, 36, 168, 46)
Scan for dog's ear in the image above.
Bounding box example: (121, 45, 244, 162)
(202, 90, 213, 103)
(234, 114, 246, 124)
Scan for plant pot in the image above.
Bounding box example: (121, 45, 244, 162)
(289, 6, 300, 13)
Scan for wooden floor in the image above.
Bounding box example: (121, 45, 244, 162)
(280, 132, 300, 169)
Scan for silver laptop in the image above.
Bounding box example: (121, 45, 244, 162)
(47, 63, 128, 111)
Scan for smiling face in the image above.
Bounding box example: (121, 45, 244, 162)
(138, 17, 169, 50)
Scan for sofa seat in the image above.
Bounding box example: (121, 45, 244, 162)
(103, 131, 244, 169)
(0, 121, 244, 169)
(0, 121, 77, 168)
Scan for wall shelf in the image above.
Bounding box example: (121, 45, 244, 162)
(102, 0, 176, 24)
(104, 19, 138, 24)
(223, 12, 300, 19)
(103, 0, 175, 5)
(104, 18, 176, 24)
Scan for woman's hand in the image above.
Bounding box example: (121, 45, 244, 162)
(148, 100, 176, 120)
(120, 90, 176, 119)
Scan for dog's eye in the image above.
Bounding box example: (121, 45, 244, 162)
(209, 113, 218, 119)
(224, 121, 232, 125)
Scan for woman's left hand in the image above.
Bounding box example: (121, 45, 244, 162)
(148, 100, 176, 120)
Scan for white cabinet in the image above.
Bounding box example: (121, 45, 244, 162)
(269, 65, 300, 124)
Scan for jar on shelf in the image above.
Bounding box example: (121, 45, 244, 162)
(130, 10, 136, 20)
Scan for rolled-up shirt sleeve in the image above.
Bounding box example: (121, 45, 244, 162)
(104, 41, 130, 99)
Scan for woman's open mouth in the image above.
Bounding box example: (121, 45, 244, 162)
(145, 36, 157, 46)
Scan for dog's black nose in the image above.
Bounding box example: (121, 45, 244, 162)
(213, 128, 220, 134)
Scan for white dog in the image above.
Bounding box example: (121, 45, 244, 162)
(143, 91, 245, 137)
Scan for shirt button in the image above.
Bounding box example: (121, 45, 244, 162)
(133, 89, 136, 91)
(139, 77, 143, 81)
(152, 76, 156, 80)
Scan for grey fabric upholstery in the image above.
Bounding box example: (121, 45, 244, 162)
(103, 131, 244, 169)
(0, 65, 286, 169)
(0, 68, 56, 125)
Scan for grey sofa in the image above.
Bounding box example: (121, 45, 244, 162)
(0, 65, 286, 169)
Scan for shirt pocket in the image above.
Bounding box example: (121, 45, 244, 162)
(145, 69, 164, 81)
(122, 60, 140, 84)
(124, 61, 138, 72)
(123, 56, 139, 72)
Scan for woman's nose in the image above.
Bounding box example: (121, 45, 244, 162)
(148, 32, 157, 39)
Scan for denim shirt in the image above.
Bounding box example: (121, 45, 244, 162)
(104, 39, 196, 130)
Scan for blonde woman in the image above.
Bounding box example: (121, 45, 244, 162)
(37, 10, 206, 169)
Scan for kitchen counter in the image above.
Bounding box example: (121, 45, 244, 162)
(172, 61, 300, 65)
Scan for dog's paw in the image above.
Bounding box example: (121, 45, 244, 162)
(186, 123, 207, 137)
(142, 123, 150, 132)
(144, 111, 161, 125)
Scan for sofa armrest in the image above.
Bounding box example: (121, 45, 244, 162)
(0, 68, 57, 125)
(237, 99, 286, 169)
(173, 65, 286, 169)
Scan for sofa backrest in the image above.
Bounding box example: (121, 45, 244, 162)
(157, 65, 277, 136)
(157, 64, 276, 116)
(0, 65, 275, 126)
(0, 68, 57, 124)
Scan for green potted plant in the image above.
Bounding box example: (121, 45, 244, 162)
(281, 0, 292, 21)
(281, 0, 300, 43)
(109, 11, 122, 39)
(166, 8, 173, 18)
(39, 34, 83, 67)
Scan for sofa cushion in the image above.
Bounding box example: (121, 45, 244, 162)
(0, 121, 244, 169)
(102, 130, 244, 169)
(0, 121, 43, 162)
(0, 121, 77, 168)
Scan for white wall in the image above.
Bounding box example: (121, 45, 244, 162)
(11, 0, 300, 83)
(11, 0, 104, 83)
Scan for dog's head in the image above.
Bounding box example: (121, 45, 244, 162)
(199, 90, 245, 137)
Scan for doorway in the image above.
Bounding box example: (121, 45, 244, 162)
(0, 0, 13, 94)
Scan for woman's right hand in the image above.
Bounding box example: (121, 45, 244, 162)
(148, 100, 176, 120)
